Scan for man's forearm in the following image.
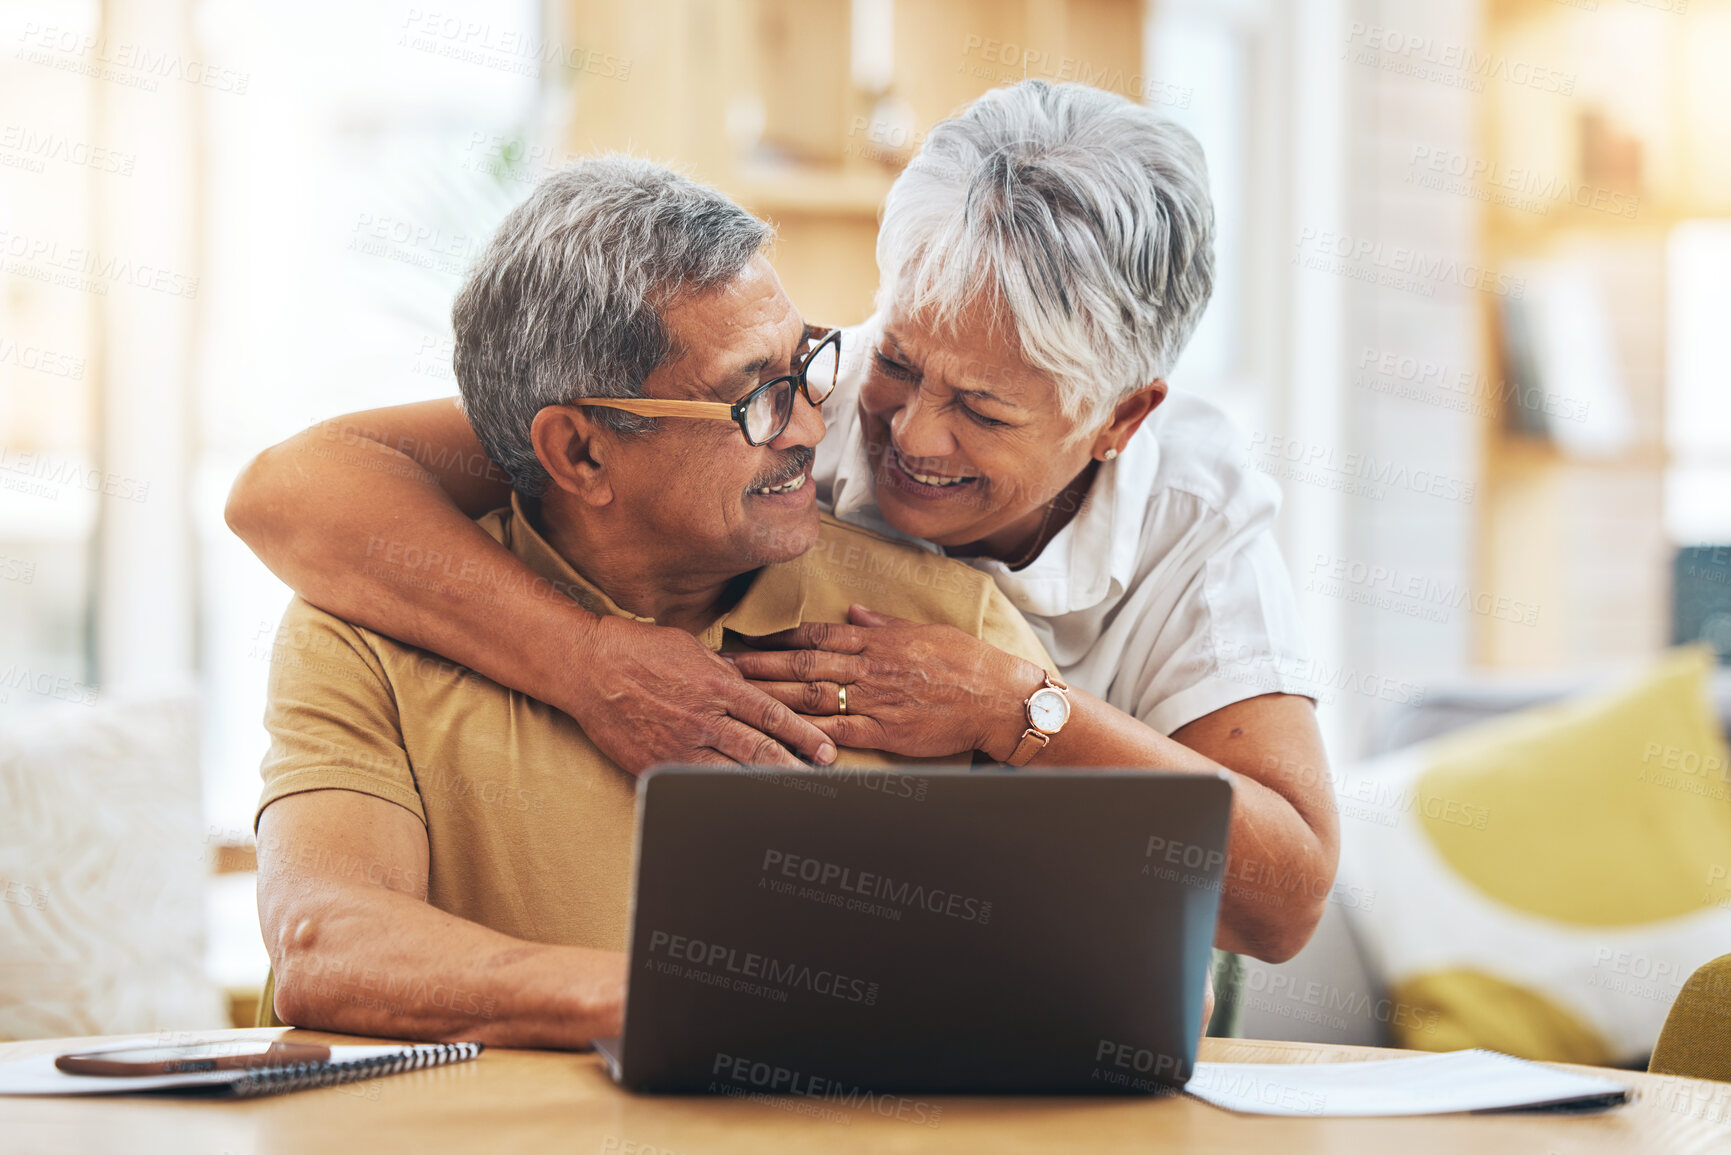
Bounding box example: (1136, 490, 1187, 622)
(268, 880, 624, 1048)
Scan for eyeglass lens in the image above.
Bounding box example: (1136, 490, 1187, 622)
(802, 336, 840, 403)
(742, 381, 796, 444)
(740, 333, 841, 444)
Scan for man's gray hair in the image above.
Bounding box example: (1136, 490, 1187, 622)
(876, 81, 1215, 426)
(454, 155, 773, 496)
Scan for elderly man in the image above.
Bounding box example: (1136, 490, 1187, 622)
(252, 157, 1052, 1047)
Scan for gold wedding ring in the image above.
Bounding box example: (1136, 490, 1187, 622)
(837, 684, 848, 715)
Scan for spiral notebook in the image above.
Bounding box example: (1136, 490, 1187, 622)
(0, 1040, 483, 1098)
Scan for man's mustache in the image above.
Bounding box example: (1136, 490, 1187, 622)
(748, 446, 814, 490)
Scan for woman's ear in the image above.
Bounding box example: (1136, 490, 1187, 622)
(1090, 380, 1168, 461)
(530, 405, 614, 506)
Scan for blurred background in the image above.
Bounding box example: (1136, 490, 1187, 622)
(1, 0, 1728, 1057)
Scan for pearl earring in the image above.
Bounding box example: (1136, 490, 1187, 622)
(1103, 448, 1118, 462)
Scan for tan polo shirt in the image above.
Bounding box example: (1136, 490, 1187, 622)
(257, 497, 1053, 954)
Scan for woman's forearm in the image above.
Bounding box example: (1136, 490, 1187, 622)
(225, 401, 595, 717)
(226, 400, 838, 771)
(980, 679, 1338, 963)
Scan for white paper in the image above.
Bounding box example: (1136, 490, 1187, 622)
(0, 1044, 419, 1096)
(1186, 1050, 1629, 1117)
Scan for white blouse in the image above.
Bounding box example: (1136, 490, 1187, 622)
(816, 318, 1314, 736)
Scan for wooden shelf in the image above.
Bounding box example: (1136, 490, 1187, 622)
(1470, 0, 1701, 670)
(727, 164, 897, 218)
(1486, 436, 1671, 474)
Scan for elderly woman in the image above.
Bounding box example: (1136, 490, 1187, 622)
(227, 81, 1335, 965)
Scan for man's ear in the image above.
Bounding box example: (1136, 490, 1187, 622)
(1090, 379, 1168, 460)
(530, 405, 614, 506)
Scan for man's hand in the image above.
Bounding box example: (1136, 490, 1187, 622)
(557, 615, 837, 774)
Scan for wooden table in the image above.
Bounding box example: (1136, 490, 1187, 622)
(4, 1029, 1729, 1153)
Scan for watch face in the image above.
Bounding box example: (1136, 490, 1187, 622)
(1028, 687, 1070, 734)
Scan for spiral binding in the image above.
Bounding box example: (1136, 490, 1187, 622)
(224, 1041, 484, 1099)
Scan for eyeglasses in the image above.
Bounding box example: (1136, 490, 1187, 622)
(572, 326, 842, 446)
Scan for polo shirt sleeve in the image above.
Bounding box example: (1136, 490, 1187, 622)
(254, 597, 426, 831)
(1126, 523, 1316, 738)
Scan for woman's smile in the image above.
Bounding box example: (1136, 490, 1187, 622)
(882, 442, 982, 500)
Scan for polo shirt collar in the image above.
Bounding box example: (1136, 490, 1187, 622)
(505, 494, 807, 649)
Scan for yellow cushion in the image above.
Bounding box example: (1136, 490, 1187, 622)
(1339, 647, 1731, 1064)
(1389, 970, 1612, 1066)
(1418, 646, 1731, 925)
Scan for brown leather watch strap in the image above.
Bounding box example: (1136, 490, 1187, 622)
(1006, 728, 1051, 768)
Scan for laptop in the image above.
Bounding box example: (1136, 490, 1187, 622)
(593, 765, 1232, 1095)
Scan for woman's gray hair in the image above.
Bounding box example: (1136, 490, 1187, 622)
(453, 155, 773, 496)
(876, 81, 1215, 426)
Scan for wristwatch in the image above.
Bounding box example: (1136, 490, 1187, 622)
(1005, 674, 1072, 767)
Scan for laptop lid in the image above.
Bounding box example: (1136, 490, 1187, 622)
(611, 766, 1231, 1095)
